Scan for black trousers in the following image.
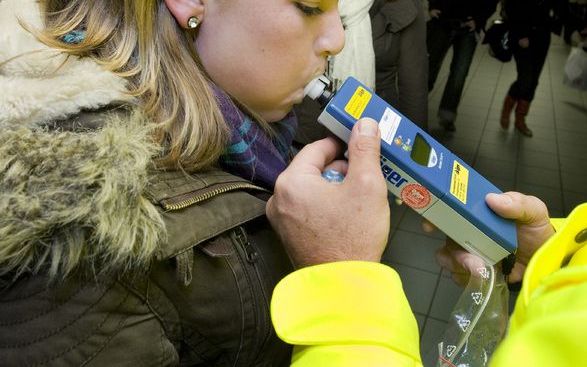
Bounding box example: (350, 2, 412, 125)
(508, 28, 551, 102)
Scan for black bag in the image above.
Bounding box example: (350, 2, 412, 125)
(483, 20, 512, 62)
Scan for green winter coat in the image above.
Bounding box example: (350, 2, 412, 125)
(0, 1, 293, 365)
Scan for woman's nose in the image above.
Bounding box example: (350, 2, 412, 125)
(317, 12, 345, 57)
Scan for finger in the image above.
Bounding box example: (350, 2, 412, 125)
(422, 219, 437, 233)
(452, 272, 469, 287)
(485, 192, 550, 226)
(455, 251, 487, 275)
(438, 239, 486, 274)
(345, 118, 382, 183)
(445, 237, 487, 273)
(436, 250, 456, 272)
(287, 136, 343, 175)
(436, 242, 465, 272)
(507, 262, 526, 283)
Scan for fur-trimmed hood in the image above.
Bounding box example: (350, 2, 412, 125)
(0, 0, 130, 126)
(0, 0, 166, 281)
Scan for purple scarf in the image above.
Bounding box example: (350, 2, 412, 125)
(214, 87, 298, 190)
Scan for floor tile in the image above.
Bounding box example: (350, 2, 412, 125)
(559, 155, 587, 175)
(523, 125, 557, 140)
(516, 183, 564, 213)
(517, 148, 559, 170)
(474, 156, 516, 181)
(564, 191, 587, 215)
(558, 141, 587, 159)
(398, 208, 445, 240)
(388, 263, 439, 315)
(561, 172, 587, 194)
(557, 118, 587, 134)
(479, 129, 520, 147)
(414, 312, 427, 334)
(428, 277, 463, 321)
(557, 129, 587, 146)
(516, 165, 561, 190)
(384, 229, 444, 273)
(439, 137, 480, 157)
(484, 174, 516, 192)
(478, 142, 518, 162)
(517, 135, 558, 154)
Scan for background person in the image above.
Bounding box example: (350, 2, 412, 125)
(426, 0, 497, 131)
(330, 0, 376, 90)
(370, 0, 429, 130)
(499, 0, 562, 137)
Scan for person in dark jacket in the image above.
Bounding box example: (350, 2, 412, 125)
(499, 0, 561, 137)
(427, 0, 498, 131)
(370, 0, 429, 130)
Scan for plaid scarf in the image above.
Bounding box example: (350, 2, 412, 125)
(214, 87, 298, 190)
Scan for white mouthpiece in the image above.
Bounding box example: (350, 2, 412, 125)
(303, 75, 331, 100)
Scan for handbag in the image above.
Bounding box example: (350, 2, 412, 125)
(563, 44, 587, 91)
(483, 19, 512, 63)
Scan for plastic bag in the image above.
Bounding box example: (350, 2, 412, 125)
(430, 263, 509, 367)
(483, 20, 512, 63)
(563, 44, 587, 91)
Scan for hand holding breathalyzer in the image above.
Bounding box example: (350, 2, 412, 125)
(437, 192, 555, 285)
(266, 118, 389, 268)
(307, 76, 518, 265)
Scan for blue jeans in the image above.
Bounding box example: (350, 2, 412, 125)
(427, 19, 478, 121)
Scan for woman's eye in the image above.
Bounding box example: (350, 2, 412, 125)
(295, 3, 323, 16)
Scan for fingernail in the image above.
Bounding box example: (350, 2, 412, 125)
(358, 118, 378, 137)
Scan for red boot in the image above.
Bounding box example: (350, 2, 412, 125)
(514, 100, 533, 137)
(500, 95, 517, 129)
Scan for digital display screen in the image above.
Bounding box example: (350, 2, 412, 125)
(410, 133, 431, 166)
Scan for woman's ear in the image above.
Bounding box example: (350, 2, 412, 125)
(164, 0, 205, 29)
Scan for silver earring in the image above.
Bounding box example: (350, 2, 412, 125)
(187, 16, 200, 29)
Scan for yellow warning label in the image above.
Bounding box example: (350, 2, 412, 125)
(344, 86, 372, 119)
(450, 161, 469, 204)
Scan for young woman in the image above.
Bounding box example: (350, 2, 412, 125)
(499, 0, 561, 137)
(0, 0, 343, 365)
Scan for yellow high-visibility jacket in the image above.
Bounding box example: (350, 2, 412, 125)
(271, 203, 587, 366)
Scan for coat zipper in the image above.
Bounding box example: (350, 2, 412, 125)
(233, 226, 271, 362)
(234, 226, 259, 263)
(160, 182, 268, 211)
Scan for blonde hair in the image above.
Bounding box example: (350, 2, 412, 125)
(35, 0, 229, 172)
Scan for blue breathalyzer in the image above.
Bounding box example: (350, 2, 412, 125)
(306, 76, 517, 264)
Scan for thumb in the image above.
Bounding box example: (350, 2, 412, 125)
(486, 192, 549, 226)
(345, 118, 382, 182)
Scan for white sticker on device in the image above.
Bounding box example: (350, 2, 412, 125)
(379, 107, 401, 145)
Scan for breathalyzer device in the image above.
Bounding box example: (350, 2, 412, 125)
(305, 76, 517, 265)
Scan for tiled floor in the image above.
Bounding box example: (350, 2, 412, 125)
(381, 35, 587, 366)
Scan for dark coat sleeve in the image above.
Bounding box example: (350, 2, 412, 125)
(428, 0, 441, 11)
(396, 2, 428, 128)
(503, 0, 532, 40)
(474, 0, 499, 31)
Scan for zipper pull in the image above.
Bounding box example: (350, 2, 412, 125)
(235, 227, 258, 263)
